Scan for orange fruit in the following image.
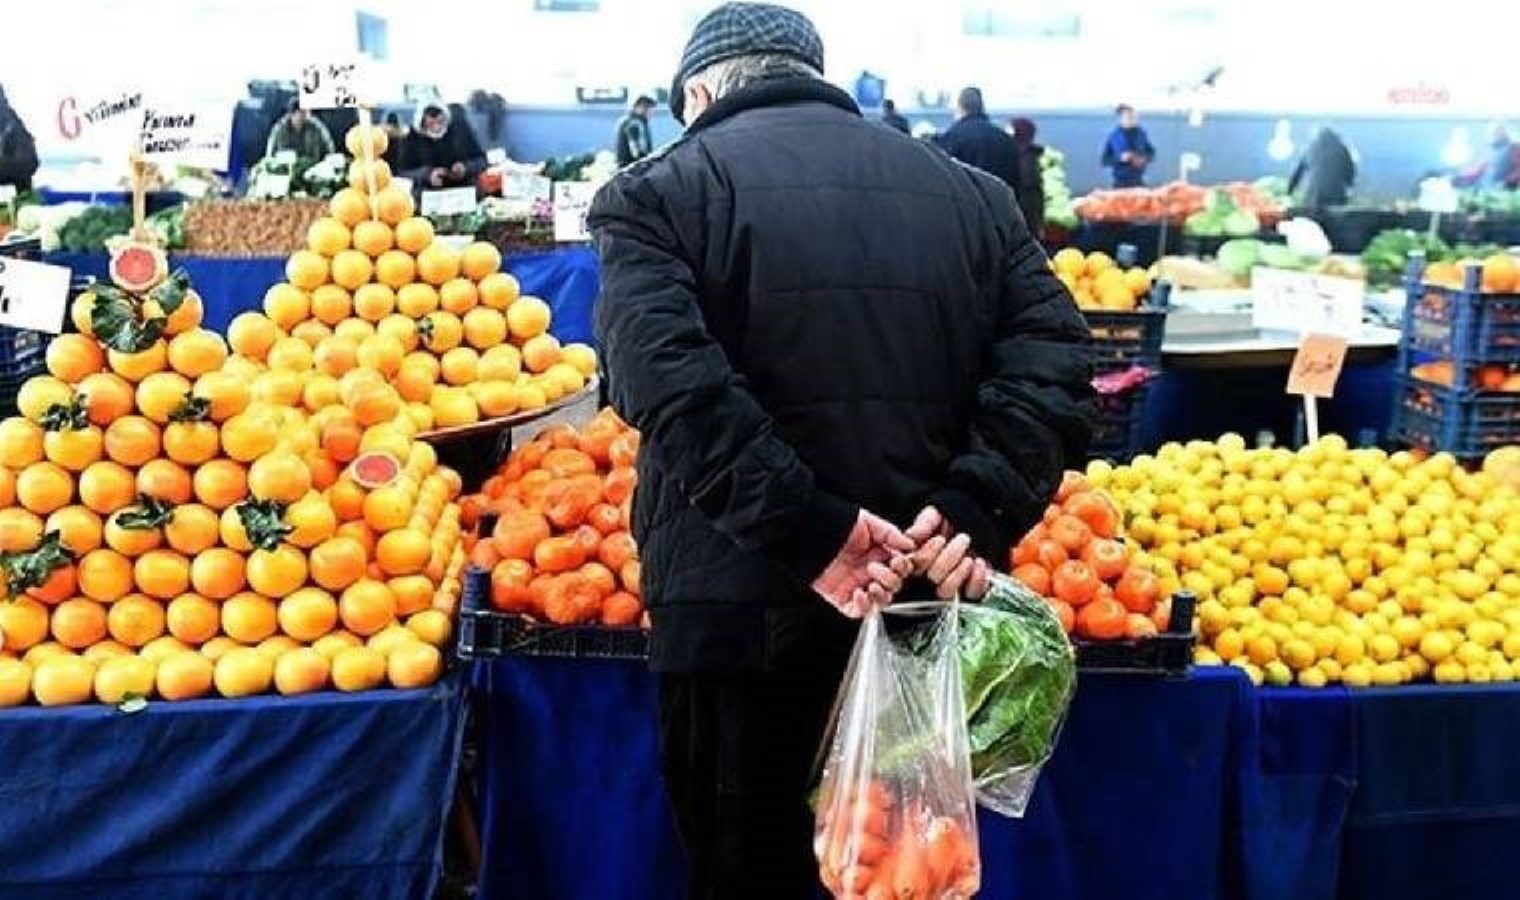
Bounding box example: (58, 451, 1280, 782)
(376, 314, 419, 352)
(291, 319, 335, 348)
(164, 291, 204, 336)
(285, 252, 329, 293)
(0, 465, 12, 507)
(78, 372, 137, 426)
(374, 250, 417, 291)
(313, 336, 359, 377)
(221, 410, 279, 462)
(164, 593, 220, 645)
(393, 362, 438, 404)
(506, 296, 551, 340)
(363, 485, 413, 532)
(163, 420, 220, 466)
(46, 505, 103, 555)
(313, 630, 363, 660)
(46, 333, 106, 384)
(306, 216, 351, 256)
(102, 416, 161, 467)
(104, 509, 164, 557)
(106, 594, 166, 647)
(140, 637, 190, 665)
(190, 546, 247, 600)
(349, 382, 403, 429)
(376, 528, 431, 576)
(50, 597, 108, 649)
(222, 592, 278, 644)
(348, 157, 391, 192)
(214, 647, 274, 698)
(0, 597, 50, 652)
(193, 459, 249, 510)
(135, 370, 192, 423)
(406, 608, 452, 647)
(155, 650, 214, 700)
(387, 641, 442, 689)
(477, 273, 519, 311)
(246, 544, 308, 597)
(367, 622, 417, 657)
(462, 307, 508, 350)
(81, 640, 131, 663)
(394, 217, 435, 255)
(331, 645, 387, 691)
(42, 424, 104, 473)
(134, 549, 191, 600)
(166, 328, 228, 379)
(416, 243, 461, 286)
(17, 375, 74, 421)
(352, 282, 397, 322)
(77, 548, 133, 601)
(92, 655, 155, 703)
(339, 579, 397, 637)
(420, 311, 465, 355)
(351, 219, 394, 257)
(337, 520, 378, 558)
(309, 284, 353, 326)
(16, 461, 74, 514)
(253, 635, 298, 662)
(274, 646, 331, 695)
(265, 283, 314, 331)
(0, 658, 32, 706)
(267, 335, 314, 372)
(438, 349, 481, 388)
(161, 504, 217, 555)
(196, 634, 239, 660)
(31, 655, 96, 706)
(227, 312, 280, 361)
(522, 334, 562, 374)
(279, 587, 339, 642)
(286, 492, 338, 548)
(438, 278, 479, 316)
(0, 418, 43, 469)
(330, 248, 374, 291)
(247, 452, 312, 504)
(78, 460, 136, 515)
(478, 345, 523, 382)
(21, 641, 72, 668)
(396, 283, 439, 318)
(192, 370, 251, 421)
(356, 333, 405, 377)
(136, 458, 193, 504)
(389, 574, 435, 617)
(328, 477, 369, 522)
(310, 535, 369, 592)
(460, 241, 502, 281)
(374, 187, 415, 227)
(1482, 253, 1518, 293)
(329, 187, 370, 228)
(108, 342, 169, 383)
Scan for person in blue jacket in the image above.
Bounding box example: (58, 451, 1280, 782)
(1101, 104, 1155, 188)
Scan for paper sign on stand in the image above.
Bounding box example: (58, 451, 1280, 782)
(0, 185, 15, 203)
(1250, 267, 1363, 339)
(137, 103, 233, 171)
(298, 60, 371, 110)
(420, 187, 478, 217)
(0, 257, 73, 334)
(553, 181, 598, 243)
(502, 172, 553, 205)
(1285, 333, 1348, 443)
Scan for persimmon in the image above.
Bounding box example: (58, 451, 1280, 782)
(1009, 523, 1047, 568)
(490, 559, 535, 613)
(534, 535, 586, 573)
(470, 540, 501, 569)
(1075, 597, 1127, 640)
(1055, 470, 1090, 503)
(1051, 559, 1099, 606)
(579, 561, 617, 597)
(1034, 539, 1068, 572)
(598, 531, 637, 572)
(601, 590, 642, 627)
(603, 467, 637, 506)
(1012, 563, 1051, 595)
(1082, 538, 1129, 581)
(586, 503, 623, 535)
(1065, 492, 1119, 539)
(543, 474, 603, 529)
(493, 510, 551, 561)
(620, 560, 641, 596)
(608, 431, 639, 468)
(1125, 613, 1159, 639)
(1114, 567, 1161, 615)
(1048, 515, 1093, 553)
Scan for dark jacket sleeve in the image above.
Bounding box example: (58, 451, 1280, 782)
(1138, 128, 1156, 159)
(931, 179, 1094, 559)
(589, 171, 859, 585)
(1101, 129, 1119, 168)
(0, 122, 39, 185)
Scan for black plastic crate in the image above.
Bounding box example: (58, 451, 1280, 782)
(456, 566, 650, 661)
(1390, 375, 1520, 458)
(1083, 308, 1167, 375)
(1087, 385, 1149, 461)
(1073, 591, 1196, 675)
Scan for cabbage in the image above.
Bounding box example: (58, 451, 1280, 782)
(1222, 208, 1261, 236)
(1216, 238, 1264, 277)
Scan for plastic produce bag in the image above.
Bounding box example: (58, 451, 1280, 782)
(814, 603, 981, 899)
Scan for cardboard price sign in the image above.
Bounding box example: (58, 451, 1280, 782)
(552, 181, 598, 243)
(1286, 333, 1348, 398)
(502, 172, 553, 204)
(298, 60, 369, 110)
(420, 187, 478, 217)
(1251, 267, 1364, 339)
(137, 104, 232, 170)
(0, 257, 73, 334)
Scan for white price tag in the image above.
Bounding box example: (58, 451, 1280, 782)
(0, 257, 73, 334)
(503, 173, 552, 204)
(486, 148, 507, 165)
(1417, 176, 1460, 215)
(0, 185, 15, 203)
(1251, 267, 1364, 339)
(251, 172, 292, 199)
(298, 60, 369, 110)
(553, 181, 598, 243)
(420, 187, 478, 216)
(138, 103, 232, 170)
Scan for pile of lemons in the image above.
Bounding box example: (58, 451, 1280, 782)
(1088, 435, 1520, 687)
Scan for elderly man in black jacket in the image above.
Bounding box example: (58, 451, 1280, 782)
(936, 86, 1022, 194)
(589, 4, 1092, 897)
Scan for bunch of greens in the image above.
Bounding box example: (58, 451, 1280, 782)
(1360, 228, 1506, 286)
(1041, 147, 1079, 230)
(1459, 187, 1520, 220)
(1184, 189, 1261, 238)
(58, 205, 134, 252)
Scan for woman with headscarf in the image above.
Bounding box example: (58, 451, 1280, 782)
(396, 104, 486, 190)
(0, 84, 40, 192)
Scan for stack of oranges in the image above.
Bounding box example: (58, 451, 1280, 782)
(225, 124, 597, 435)
(0, 248, 465, 709)
(463, 409, 643, 628)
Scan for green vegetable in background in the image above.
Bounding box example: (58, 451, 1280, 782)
(58, 205, 134, 252)
(1216, 238, 1265, 277)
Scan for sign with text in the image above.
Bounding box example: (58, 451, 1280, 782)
(420, 187, 478, 217)
(0, 257, 72, 334)
(1251, 267, 1363, 339)
(552, 181, 598, 242)
(502, 172, 553, 204)
(137, 103, 232, 170)
(55, 89, 145, 146)
(1286, 333, 1348, 398)
(298, 60, 370, 110)
(390, 176, 414, 197)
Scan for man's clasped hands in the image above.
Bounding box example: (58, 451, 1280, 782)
(811, 507, 993, 619)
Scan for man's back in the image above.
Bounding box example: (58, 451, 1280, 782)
(937, 114, 1022, 194)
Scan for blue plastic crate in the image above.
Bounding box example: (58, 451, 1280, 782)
(1390, 375, 1520, 458)
(1405, 285, 1520, 364)
(1083, 308, 1167, 375)
(1088, 384, 1149, 461)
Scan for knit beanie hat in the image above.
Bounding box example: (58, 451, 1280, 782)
(670, 2, 824, 123)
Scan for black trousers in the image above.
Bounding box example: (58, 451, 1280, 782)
(657, 656, 850, 900)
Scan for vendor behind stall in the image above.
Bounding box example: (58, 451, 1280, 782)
(0, 83, 39, 192)
(397, 105, 487, 190)
(1288, 127, 1356, 211)
(265, 100, 335, 160)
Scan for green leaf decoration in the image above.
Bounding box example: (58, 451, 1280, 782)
(115, 496, 176, 531)
(90, 283, 166, 354)
(237, 500, 293, 552)
(168, 395, 212, 423)
(150, 269, 191, 315)
(39, 394, 90, 432)
(417, 315, 436, 347)
(0, 531, 75, 597)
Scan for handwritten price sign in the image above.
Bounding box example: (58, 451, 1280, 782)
(1286, 333, 1348, 398)
(552, 181, 598, 243)
(299, 60, 369, 110)
(1251, 267, 1363, 339)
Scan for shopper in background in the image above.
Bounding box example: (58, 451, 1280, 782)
(1010, 116, 1046, 236)
(935, 86, 1021, 194)
(1482, 123, 1518, 189)
(1289, 126, 1357, 211)
(396, 104, 487, 190)
(1101, 103, 1155, 188)
(614, 95, 656, 166)
(590, 4, 1092, 896)
(264, 99, 335, 161)
(0, 84, 38, 192)
(880, 98, 909, 133)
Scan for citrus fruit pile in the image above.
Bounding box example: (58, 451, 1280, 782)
(464, 409, 643, 627)
(0, 252, 464, 707)
(1086, 435, 1520, 687)
(227, 124, 597, 434)
(1007, 472, 1168, 641)
(1050, 248, 1152, 311)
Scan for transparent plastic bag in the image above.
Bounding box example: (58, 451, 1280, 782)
(814, 603, 981, 900)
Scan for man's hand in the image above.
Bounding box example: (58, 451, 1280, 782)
(812, 511, 915, 618)
(428, 168, 446, 187)
(907, 506, 992, 601)
(449, 161, 466, 179)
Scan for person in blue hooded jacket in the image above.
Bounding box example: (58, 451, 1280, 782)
(1101, 104, 1155, 188)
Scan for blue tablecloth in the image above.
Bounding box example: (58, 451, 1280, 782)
(471, 661, 1520, 900)
(0, 680, 466, 900)
(43, 246, 601, 345)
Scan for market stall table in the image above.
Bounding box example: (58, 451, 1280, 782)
(0, 678, 466, 900)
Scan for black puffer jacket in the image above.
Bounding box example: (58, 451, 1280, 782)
(935, 113, 1022, 195)
(591, 78, 1092, 674)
